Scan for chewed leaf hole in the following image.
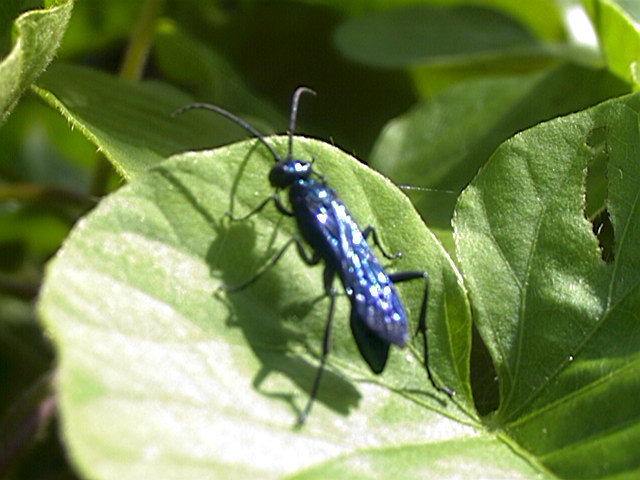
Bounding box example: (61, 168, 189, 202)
(585, 126, 615, 262)
(592, 209, 615, 263)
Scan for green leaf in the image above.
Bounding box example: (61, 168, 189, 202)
(454, 92, 640, 478)
(0, 96, 95, 190)
(333, 4, 551, 69)
(288, 436, 552, 479)
(34, 63, 252, 180)
(289, 0, 565, 41)
(583, 0, 640, 89)
(39, 137, 476, 479)
(370, 64, 628, 236)
(0, 0, 73, 124)
(615, 0, 640, 21)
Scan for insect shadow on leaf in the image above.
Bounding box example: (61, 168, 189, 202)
(153, 163, 362, 419)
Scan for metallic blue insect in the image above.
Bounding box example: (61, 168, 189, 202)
(174, 87, 453, 425)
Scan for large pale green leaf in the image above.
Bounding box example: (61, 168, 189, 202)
(39, 137, 480, 479)
(454, 92, 640, 478)
(0, 0, 73, 123)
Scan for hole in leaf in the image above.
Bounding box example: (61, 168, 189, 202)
(592, 208, 615, 263)
(585, 126, 615, 262)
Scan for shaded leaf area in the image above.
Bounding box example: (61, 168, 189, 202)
(0, 295, 52, 412)
(153, 22, 288, 131)
(370, 64, 629, 234)
(33, 62, 257, 180)
(454, 92, 640, 479)
(0, 0, 72, 123)
(615, 0, 640, 21)
(288, 0, 565, 41)
(332, 1, 568, 96)
(0, 96, 95, 192)
(39, 138, 482, 479)
(56, 1, 150, 58)
(333, 4, 559, 69)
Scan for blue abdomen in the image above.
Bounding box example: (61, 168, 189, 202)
(289, 178, 409, 348)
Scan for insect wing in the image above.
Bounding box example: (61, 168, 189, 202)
(338, 215, 409, 347)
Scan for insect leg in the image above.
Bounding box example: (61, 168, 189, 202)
(362, 225, 402, 260)
(225, 237, 319, 293)
(389, 271, 455, 397)
(227, 194, 294, 221)
(297, 268, 337, 426)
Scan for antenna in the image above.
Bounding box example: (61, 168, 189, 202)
(172, 86, 316, 163)
(288, 86, 316, 158)
(172, 102, 282, 161)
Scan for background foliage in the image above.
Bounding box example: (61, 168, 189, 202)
(1, 1, 639, 479)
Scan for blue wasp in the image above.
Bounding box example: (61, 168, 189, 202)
(174, 87, 453, 425)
